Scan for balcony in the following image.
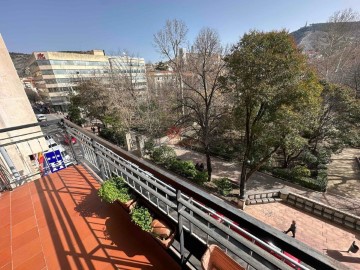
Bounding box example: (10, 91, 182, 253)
(0, 120, 352, 270)
(0, 165, 179, 270)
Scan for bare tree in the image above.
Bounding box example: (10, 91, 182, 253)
(107, 53, 147, 132)
(153, 19, 188, 116)
(313, 8, 360, 84)
(180, 28, 230, 181)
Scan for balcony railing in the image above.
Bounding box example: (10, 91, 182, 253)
(0, 120, 347, 270)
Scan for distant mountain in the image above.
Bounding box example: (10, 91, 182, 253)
(291, 21, 360, 52)
(9, 52, 31, 78)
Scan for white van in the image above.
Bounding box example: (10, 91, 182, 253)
(45, 138, 73, 167)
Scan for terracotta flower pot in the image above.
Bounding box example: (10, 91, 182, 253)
(201, 245, 245, 270)
(151, 219, 175, 249)
(117, 199, 137, 212)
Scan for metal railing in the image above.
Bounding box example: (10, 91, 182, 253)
(0, 120, 76, 187)
(64, 121, 345, 270)
(0, 120, 346, 270)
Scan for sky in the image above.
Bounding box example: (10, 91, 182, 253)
(1, 0, 360, 63)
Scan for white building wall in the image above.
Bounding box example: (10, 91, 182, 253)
(0, 34, 48, 183)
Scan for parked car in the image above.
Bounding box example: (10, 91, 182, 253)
(64, 134, 77, 145)
(46, 138, 58, 148)
(36, 114, 47, 122)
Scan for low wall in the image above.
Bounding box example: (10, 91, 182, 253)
(246, 191, 281, 205)
(281, 191, 360, 232)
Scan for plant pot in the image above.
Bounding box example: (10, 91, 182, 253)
(201, 245, 245, 270)
(117, 199, 137, 212)
(151, 219, 176, 249)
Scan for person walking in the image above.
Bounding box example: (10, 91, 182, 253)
(284, 220, 296, 238)
(347, 241, 359, 253)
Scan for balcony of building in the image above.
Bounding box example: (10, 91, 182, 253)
(0, 120, 353, 270)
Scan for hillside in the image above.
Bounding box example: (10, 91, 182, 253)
(9, 52, 31, 78)
(291, 21, 360, 52)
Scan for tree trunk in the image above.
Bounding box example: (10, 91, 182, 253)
(239, 160, 247, 199)
(206, 152, 212, 182)
(283, 159, 289, 168)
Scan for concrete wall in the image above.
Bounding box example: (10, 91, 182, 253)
(0, 34, 47, 182)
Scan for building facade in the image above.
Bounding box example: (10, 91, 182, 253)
(26, 50, 147, 111)
(0, 34, 48, 187)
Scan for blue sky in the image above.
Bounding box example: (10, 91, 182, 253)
(1, 0, 360, 62)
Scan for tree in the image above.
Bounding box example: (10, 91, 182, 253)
(313, 9, 360, 85)
(74, 79, 113, 123)
(25, 88, 41, 104)
(68, 94, 83, 125)
(155, 61, 169, 71)
(154, 19, 188, 116)
(306, 81, 360, 154)
(279, 70, 322, 168)
(180, 28, 230, 181)
(224, 30, 322, 198)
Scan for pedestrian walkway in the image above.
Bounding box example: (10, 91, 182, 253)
(245, 202, 360, 270)
(327, 148, 360, 199)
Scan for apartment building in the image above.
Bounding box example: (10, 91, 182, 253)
(26, 50, 147, 111)
(0, 34, 48, 187)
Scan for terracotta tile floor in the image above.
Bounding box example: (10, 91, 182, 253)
(245, 202, 360, 270)
(0, 165, 180, 270)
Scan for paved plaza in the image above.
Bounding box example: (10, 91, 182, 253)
(245, 203, 360, 270)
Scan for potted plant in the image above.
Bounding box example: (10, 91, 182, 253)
(98, 177, 136, 211)
(98, 179, 122, 203)
(113, 176, 137, 211)
(130, 205, 153, 232)
(130, 204, 176, 249)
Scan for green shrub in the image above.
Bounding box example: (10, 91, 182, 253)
(316, 148, 331, 165)
(272, 168, 327, 192)
(291, 165, 311, 178)
(170, 160, 197, 178)
(301, 151, 318, 165)
(144, 139, 156, 155)
(150, 145, 176, 165)
(193, 171, 208, 185)
(118, 191, 133, 204)
(98, 180, 121, 203)
(316, 169, 328, 189)
(112, 176, 127, 189)
(214, 178, 233, 196)
(99, 128, 125, 146)
(272, 168, 292, 179)
(113, 176, 135, 203)
(296, 177, 327, 192)
(130, 206, 153, 232)
(317, 163, 328, 170)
